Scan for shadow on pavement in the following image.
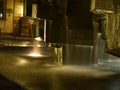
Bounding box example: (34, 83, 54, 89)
(0, 74, 27, 90)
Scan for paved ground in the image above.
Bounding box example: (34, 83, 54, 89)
(0, 47, 120, 90)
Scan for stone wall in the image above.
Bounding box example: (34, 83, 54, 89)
(92, 0, 120, 57)
(104, 3, 120, 57)
(13, 0, 24, 35)
(91, 0, 115, 12)
(0, 0, 14, 33)
(105, 14, 117, 50)
(0, 0, 24, 34)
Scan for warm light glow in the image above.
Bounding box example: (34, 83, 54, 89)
(34, 37, 43, 41)
(29, 52, 43, 57)
(0, 13, 3, 18)
(37, 44, 41, 47)
(21, 44, 28, 47)
(16, 59, 28, 65)
(21, 6, 23, 16)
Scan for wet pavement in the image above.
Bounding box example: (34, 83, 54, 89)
(0, 46, 120, 90)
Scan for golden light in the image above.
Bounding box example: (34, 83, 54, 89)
(37, 44, 41, 47)
(16, 59, 28, 65)
(34, 37, 43, 41)
(29, 52, 43, 57)
(21, 44, 28, 47)
(0, 13, 3, 18)
(20, 6, 23, 16)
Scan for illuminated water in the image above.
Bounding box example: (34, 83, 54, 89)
(0, 46, 120, 90)
(29, 39, 42, 57)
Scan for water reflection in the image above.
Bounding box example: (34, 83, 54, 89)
(16, 59, 29, 66)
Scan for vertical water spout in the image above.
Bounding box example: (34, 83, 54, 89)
(93, 33, 102, 64)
